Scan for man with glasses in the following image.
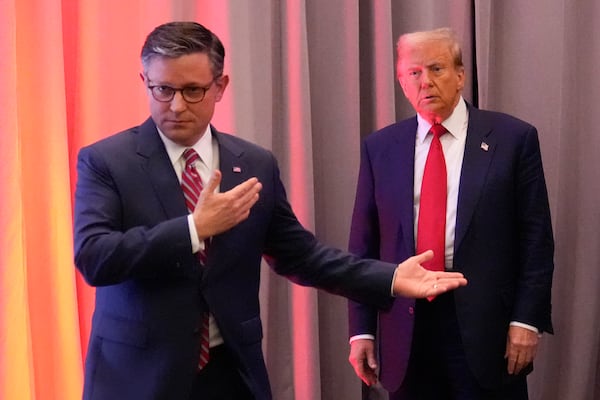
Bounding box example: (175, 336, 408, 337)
(73, 22, 467, 400)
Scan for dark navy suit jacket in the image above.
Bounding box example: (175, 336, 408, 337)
(348, 103, 554, 392)
(74, 117, 398, 400)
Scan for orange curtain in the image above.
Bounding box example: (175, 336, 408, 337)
(0, 1, 177, 399)
(1, 0, 82, 398)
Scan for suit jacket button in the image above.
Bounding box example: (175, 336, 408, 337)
(408, 306, 414, 315)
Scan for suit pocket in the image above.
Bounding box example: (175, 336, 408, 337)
(96, 313, 148, 348)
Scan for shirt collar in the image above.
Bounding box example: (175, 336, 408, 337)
(416, 97, 468, 143)
(157, 125, 213, 169)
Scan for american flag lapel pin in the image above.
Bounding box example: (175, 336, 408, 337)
(480, 142, 489, 151)
(232, 166, 242, 173)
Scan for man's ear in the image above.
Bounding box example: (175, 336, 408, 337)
(214, 75, 230, 102)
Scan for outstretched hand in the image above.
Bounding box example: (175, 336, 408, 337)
(392, 250, 467, 298)
(192, 170, 262, 239)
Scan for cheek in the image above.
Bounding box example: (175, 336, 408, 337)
(404, 85, 420, 101)
(148, 100, 171, 120)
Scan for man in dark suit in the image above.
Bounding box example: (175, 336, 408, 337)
(73, 22, 467, 400)
(347, 28, 554, 399)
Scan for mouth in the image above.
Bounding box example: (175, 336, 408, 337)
(420, 95, 440, 104)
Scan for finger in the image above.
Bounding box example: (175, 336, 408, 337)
(362, 371, 378, 386)
(505, 346, 519, 374)
(350, 359, 370, 383)
(237, 177, 260, 192)
(514, 352, 529, 374)
(237, 181, 262, 206)
(507, 359, 516, 374)
(358, 362, 378, 386)
(434, 275, 468, 290)
(412, 249, 434, 264)
(367, 352, 378, 370)
(231, 184, 261, 220)
(204, 169, 223, 194)
(435, 271, 466, 279)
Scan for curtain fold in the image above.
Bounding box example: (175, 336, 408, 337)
(1, 1, 82, 399)
(1, 1, 599, 399)
(0, 4, 33, 399)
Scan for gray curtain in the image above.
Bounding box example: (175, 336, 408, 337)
(174, 1, 600, 399)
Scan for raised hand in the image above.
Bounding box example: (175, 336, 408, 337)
(193, 170, 263, 239)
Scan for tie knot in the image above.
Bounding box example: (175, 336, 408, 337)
(429, 124, 447, 139)
(183, 148, 200, 167)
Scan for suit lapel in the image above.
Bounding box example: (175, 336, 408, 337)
(454, 106, 495, 253)
(200, 129, 251, 280)
(136, 118, 188, 219)
(373, 119, 417, 258)
(213, 129, 250, 192)
(394, 120, 418, 258)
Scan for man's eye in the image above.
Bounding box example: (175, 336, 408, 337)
(184, 87, 203, 94)
(156, 86, 174, 94)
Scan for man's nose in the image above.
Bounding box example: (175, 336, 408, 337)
(170, 91, 187, 112)
(420, 70, 433, 87)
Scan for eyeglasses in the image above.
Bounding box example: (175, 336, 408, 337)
(147, 76, 220, 103)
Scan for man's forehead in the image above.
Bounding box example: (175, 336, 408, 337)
(400, 53, 452, 69)
(399, 41, 452, 61)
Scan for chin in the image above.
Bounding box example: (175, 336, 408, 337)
(162, 129, 194, 145)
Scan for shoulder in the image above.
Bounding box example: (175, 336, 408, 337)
(81, 117, 154, 154)
(78, 126, 141, 162)
(213, 129, 275, 160)
(364, 117, 417, 145)
(77, 118, 160, 169)
(360, 117, 417, 155)
(469, 106, 536, 133)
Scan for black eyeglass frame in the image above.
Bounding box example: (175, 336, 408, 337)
(146, 75, 221, 103)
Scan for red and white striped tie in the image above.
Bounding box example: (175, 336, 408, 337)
(181, 148, 211, 369)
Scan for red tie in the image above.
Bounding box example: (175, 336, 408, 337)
(416, 124, 447, 281)
(181, 148, 211, 369)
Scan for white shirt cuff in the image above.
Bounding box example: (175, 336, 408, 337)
(349, 334, 375, 344)
(187, 214, 203, 253)
(510, 321, 542, 337)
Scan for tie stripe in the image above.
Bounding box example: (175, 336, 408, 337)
(198, 315, 210, 367)
(181, 148, 211, 369)
(182, 149, 203, 213)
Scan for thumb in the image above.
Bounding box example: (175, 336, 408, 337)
(412, 249, 434, 264)
(365, 346, 378, 369)
(367, 353, 378, 370)
(204, 169, 222, 194)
